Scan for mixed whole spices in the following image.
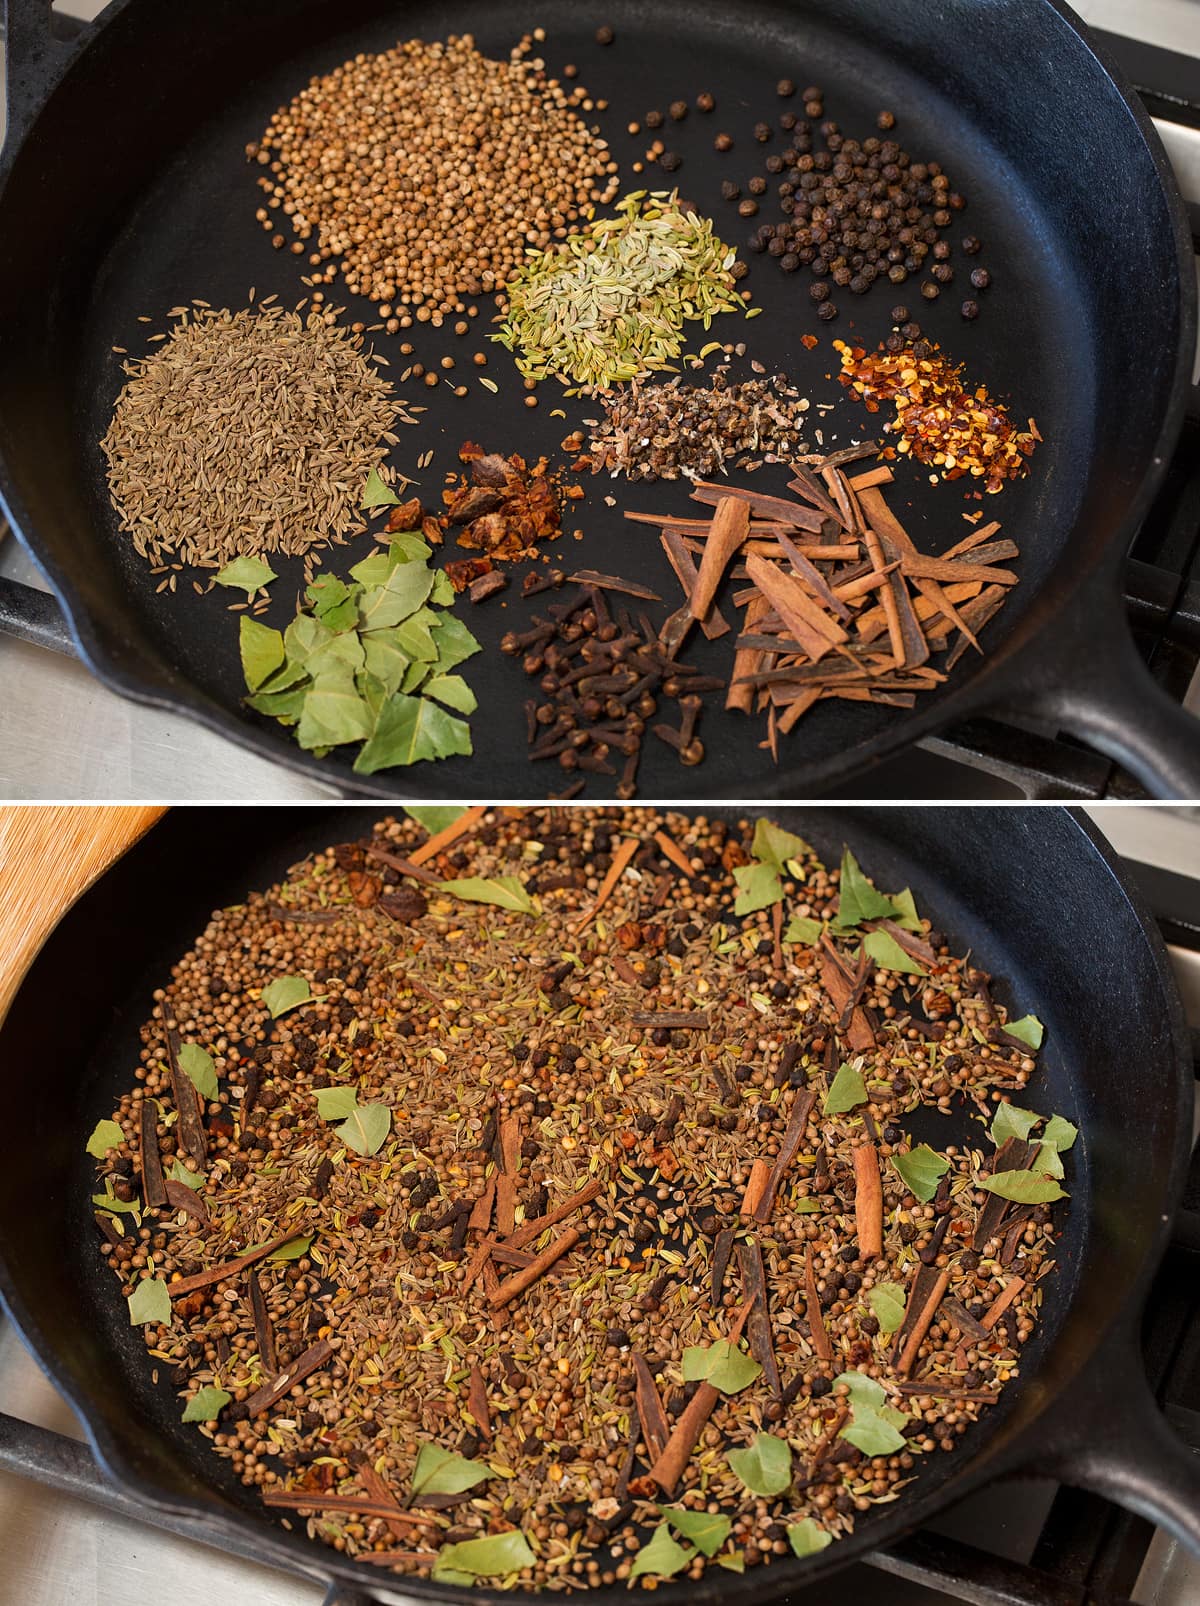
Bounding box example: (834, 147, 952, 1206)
(88, 807, 1071, 1589)
(101, 302, 409, 574)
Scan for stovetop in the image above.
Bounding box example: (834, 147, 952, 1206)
(0, 805, 1197, 1606)
(0, 2, 1198, 799)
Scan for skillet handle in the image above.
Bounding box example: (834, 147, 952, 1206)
(1042, 1363, 1200, 1553)
(1, 0, 93, 154)
(984, 570, 1200, 800)
(0, 575, 76, 656)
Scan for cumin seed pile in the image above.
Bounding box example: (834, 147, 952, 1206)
(101, 302, 410, 570)
(90, 808, 1068, 1591)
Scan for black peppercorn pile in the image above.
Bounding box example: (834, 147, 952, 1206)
(725, 88, 988, 325)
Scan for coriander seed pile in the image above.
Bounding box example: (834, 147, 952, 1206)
(101, 302, 409, 570)
(251, 34, 620, 317)
(90, 808, 1069, 1590)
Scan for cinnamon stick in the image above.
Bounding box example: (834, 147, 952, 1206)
(753, 1089, 816, 1222)
(691, 497, 750, 619)
(139, 1097, 167, 1210)
(487, 1227, 580, 1307)
(633, 1354, 670, 1462)
(804, 1245, 833, 1361)
(365, 845, 441, 885)
(245, 1336, 335, 1415)
(163, 1179, 209, 1227)
(852, 1143, 883, 1259)
(653, 829, 696, 879)
(168, 1229, 307, 1297)
(981, 1275, 1026, 1331)
(741, 1158, 772, 1216)
(468, 1364, 492, 1443)
(726, 593, 770, 714)
(690, 482, 826, 533)
(648, 1297, 755, 1493)
(737, 1240, 782, 1399)
(261, 1490, 436, 1527)
(356, 1463, 414, 1543)
(248, 1270, 277, 1372)
(660, 531, 730, 641)
(896, 1269, 950, 1377)
(165, 1029, 207, 1168)
(408, 806, 488, 866)
(502, 1178, 604, 1252)
(577, 837, 639, 929)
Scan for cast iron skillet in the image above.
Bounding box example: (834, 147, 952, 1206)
(0, 0, 1197, 801)
(0, 805, 1198, 1606)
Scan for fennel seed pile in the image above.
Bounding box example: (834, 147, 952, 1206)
(493, 192, 750, 394)
(101, 302, 410, 571)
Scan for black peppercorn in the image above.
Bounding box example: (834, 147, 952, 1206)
(660, 151, 682, 172)
(961, 298, 979, 319)
(696, 91, 715, 113)
(720, 179, 740, 201)
(738, 198, 759, 217)
(970, 266, 991, 290)
(912, 338, 933, 358)
(781, 252, 800, 272)
(877, 109, 896, 129)
(810, 1374, 832, 1397)
(920, 280, 940, 299)
(595, 24, 614, 43)
(777, 78, 796, 97)
(754, 121, 772, 142)
(748, 175, 767, 195)
(818, 300, 838, 320)
(890, 303, 909, 323)
(645, 108, 663, 129)
(962, 234, 982, 254)
(715, 133, 733, 152)
(669, 99, 688, 121)
(731, 260, 749, 280)
(809, 281, 830, 302)
(900, 320, 921, 341)
(884, 331, 904, 352)
(931, 262, 954, 284)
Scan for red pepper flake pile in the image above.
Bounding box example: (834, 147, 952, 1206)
(440, 442, 567, 559)
(833, 340, 1040, 494)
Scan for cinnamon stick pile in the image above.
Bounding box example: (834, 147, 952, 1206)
(627, 446, 1018, 754)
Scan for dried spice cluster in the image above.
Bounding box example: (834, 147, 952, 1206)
(584, 369, 812, 483)
(834, 340, 1040, 493)
(101, 303, 409, 571)
(89, 808, 1068, 1591)
(252, 34, 620, 316)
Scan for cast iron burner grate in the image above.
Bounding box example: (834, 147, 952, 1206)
(0, 855, 1197, 1606)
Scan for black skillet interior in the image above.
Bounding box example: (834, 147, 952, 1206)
(0, 0, 1189, 797)
(0, 806, 1188, 1603)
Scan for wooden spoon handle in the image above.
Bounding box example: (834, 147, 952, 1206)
(0, 806, 165, 1021)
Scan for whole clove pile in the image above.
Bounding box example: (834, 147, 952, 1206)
(88, 807, 1070, 1590)
(502, 577, 722, 796)
(630, 447, 1020, 752)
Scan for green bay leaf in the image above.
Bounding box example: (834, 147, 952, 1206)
(128, 1276, 171, 1327)
(784, 915, 823, 946)
(823, 1060, 867, 1116)
(1042, 1114, 1077, 1152)
(890, 1143, 949, 1203)
(840, 1403, 908, 1457)
(86, 1119, 124, 1158)
(424, 673, 477, 715)
(658, 1506, 731, 1557)
(990, 1103, 1042, 1147)
(361, 465, 400, 508)
(979, 1170, 1066, 1204)
(727, 1432, 792, 1497)
(835, 847, 900, 928)
(182, 1386, 230, 1422)
(407, 807, 466, 834)
(732, 860, 782, 916)
(438, 876, 533, 914)
(681, 1339, 761, 1394)
(177, 1043, 218, 1102)
(217, 555, 277, 594)
(354, 694, 471, 774)
(426, 612, 482, 674)
(296, 668, 373, 751)
(434, 1530, 534, 1579)
(412, 1442, 493, 1497)
(788, 1518, 832, 1558)
(268, 1233, 314, 1262)
(261, 976, 311, 1018)
(358, 564, 434, 631)
(751, 818, 810, 874)
(862, 928, 926, 976)
(336, 1102, 391, 1156)
(867, 1282, 907, 1334)
(315, 1085, 359, 1121)
(239, 617, 285, 692)
(629, 1525, 691, 1581)
(1004, 1014, 1044, 1048)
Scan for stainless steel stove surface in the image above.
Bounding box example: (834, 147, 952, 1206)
(0, 1, 1198, 799)
(0, 804, 1197, 1606)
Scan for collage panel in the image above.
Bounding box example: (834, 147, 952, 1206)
(0, 801, 1196, 1605)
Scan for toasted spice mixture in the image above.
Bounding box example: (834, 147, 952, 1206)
(91, 810, 1065, 1590)
(493, 192, 748, 394)
(584, 370, 811, 483)
(101, 303, 409, 570)
(251, 34, 619, 316)
(834, 340, 1039, 494)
